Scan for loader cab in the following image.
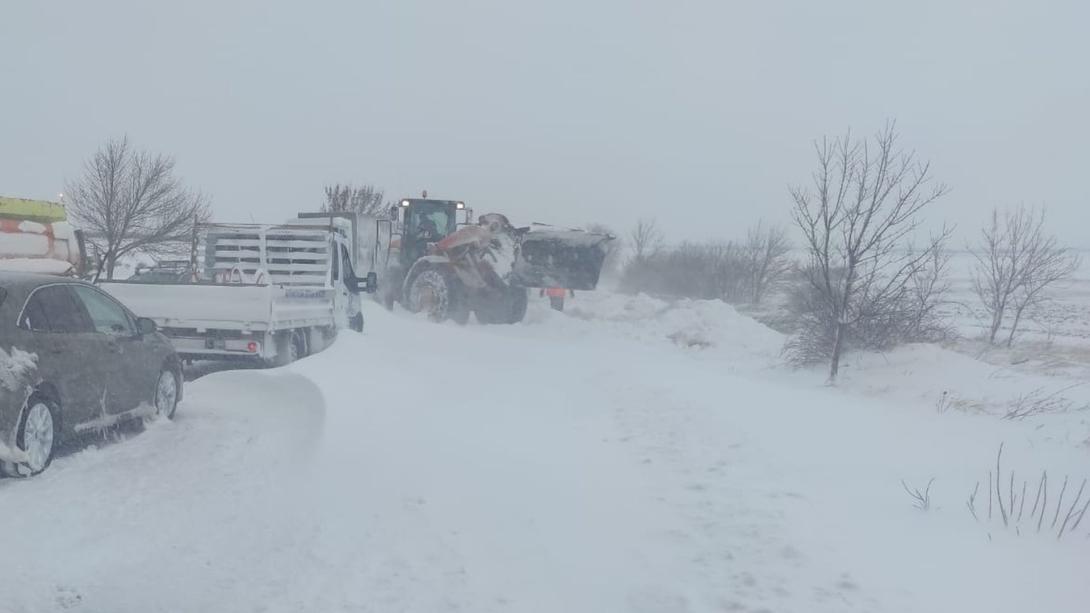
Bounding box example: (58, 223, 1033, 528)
(395, 198, 469, 265)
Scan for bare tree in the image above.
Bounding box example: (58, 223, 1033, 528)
(971, 206, 1081, 347)
(788, 122, 949, 382)
(741, 221, 792, 304)
(629, 218, 663, 263)
(322, 183, 387, 217)
(66, 136, 210, 279)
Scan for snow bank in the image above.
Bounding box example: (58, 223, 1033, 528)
(546, 291, 786, 367)
(552, 293, 1090, 448)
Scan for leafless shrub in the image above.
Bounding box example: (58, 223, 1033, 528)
(966, 481, 980, 520)
(971, 206, 1081, 347)
(995, 443, 1009, 527)
(935, 390, 952, 414)
(620, 241, 749, 301)
(66, 136, 210, 279)
(786, 122, 949, 381)
(629, 218, 663, 264)
(967, 444, 1090, 541)
(620, 219, 795, 304)
(741, 221, 793, 304)
(619, 219, 665, 294)
(903, 239, 956, 343)
(322, 183, 387, 217)
(1002, 385, 1088, 420)
(901, 478, 934, 511)
(784, 230, 952, 367)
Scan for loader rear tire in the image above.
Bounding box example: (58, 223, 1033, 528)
(475, 287, 528, 325)
(507, 288, 528, 323)
(404, 265, 469, 325)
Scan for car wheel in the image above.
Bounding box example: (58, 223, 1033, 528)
(6, 396, 59, 477)
(154, 369, 180, 420)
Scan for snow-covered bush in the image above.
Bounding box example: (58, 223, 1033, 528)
(783, 252, 953, 366)
(618, 234, 792, 306)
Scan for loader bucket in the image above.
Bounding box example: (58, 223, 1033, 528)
(510, 230, 613, 290)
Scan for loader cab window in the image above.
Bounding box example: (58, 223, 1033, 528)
(408, 207, 455, 242)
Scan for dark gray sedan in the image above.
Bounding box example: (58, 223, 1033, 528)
(0, 273, 182, 477)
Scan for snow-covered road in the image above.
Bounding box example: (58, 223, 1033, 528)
(2, 298, 1087, 612)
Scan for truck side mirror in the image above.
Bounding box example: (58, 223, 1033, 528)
(351, 271, 378, 294)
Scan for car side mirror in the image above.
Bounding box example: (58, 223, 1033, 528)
(136, 317, 157, 335)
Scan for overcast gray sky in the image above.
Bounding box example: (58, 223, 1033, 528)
(2, 0, 1087, 245)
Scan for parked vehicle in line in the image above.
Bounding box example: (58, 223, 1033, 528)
(129, 260, 194, 284)
(100, 212, 376, 366)
(0, 196, 90, 277)
(0, 273, 182, 477)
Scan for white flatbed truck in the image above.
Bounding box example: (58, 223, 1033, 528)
(100, 213, 375, 366)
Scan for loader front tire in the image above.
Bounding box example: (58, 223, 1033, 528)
(404, 265, 469, 325)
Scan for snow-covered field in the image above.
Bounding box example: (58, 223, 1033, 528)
(1, 292, 1088, 612)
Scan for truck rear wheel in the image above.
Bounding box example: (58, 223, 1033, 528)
(266, 330, 305, 367)
(404, 265, 469, 324)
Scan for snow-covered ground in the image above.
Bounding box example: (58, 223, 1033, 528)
(1, 293, 1088, 612)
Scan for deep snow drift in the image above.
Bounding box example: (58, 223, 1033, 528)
(1, 295, 1087, 612)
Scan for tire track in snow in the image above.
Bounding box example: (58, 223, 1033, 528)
(0, 370, 326, 612)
